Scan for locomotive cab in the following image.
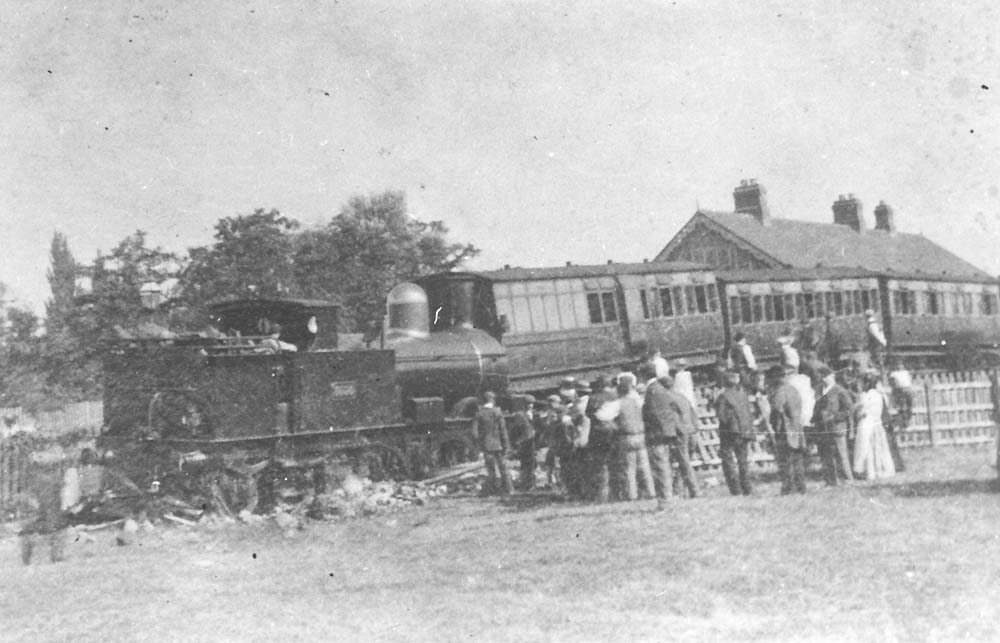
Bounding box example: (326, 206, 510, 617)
(209, 298, 340, 351)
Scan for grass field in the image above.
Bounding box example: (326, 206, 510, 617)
(2, 446, 998, 642)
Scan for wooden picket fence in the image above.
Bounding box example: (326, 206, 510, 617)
(691, 370, 1000, 469)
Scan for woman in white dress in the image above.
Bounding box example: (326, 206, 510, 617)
(852, 373, 896, 480)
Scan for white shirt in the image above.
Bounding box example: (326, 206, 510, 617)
(674, 370, 697, 410)
(740, 343, 758, 370)
(788, 373, 816, 426)
(868, 321, 887, 347)
(651, 354, 669, 379)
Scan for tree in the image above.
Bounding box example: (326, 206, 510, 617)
(309, 191, 479, 333)
(182, 209, 299, 308)
(45, 231, 77, 334)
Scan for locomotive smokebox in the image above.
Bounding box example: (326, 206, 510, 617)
(386, 282, 430, 340)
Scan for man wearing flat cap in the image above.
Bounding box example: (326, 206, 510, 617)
(715, 371, 756, 496)
(811, 364, 855, 486)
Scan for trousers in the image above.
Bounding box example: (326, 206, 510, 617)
(619, 447, 655, 501)
(776, 442, 807, 494)
(647, 443, 673, 500)
(517, 445, 536, 490)
(719, 437, 753, 496)
(819, 433, 853, 485)
(669, 434, 699, 498)
(483, 451, 514, 495)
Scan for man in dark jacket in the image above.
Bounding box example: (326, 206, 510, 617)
(715, 371, 756, 496)
(472, 391, 514, 496)
(670, 379, 701, 499)
(766, 365, 807, 494)
(811, 363, 855, 486)
(508, 394, 537, 491)
(642, 368, 681, 509)
(584, 376, 617, 502)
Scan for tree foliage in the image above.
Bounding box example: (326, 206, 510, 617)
(314, 191, 478, 333)
(45, 231, 76, 334)
(183, 209, 299, 306)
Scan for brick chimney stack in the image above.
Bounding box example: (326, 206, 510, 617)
(832, 194, 866, 232)
(733, 179, 770, 224)
(874, 200, 895, 232)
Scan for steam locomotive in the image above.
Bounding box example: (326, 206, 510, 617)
(101, 284, 507, 512)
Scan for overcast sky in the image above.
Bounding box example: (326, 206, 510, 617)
(2, 0, 998, 313)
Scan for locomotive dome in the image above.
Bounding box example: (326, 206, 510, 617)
(386, 282, 430, 339)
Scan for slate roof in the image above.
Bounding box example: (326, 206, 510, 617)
(672, 210, 991, 280)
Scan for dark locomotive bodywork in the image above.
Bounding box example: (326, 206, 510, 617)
(101, 293, 509, 504)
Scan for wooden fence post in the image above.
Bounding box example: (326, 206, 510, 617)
(924, 378, 936, 448)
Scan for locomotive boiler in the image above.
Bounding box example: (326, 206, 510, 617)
(100, 283, 508, 513)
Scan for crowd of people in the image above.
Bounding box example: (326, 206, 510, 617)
(471, 313, 913, 505)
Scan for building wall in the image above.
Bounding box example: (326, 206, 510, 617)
(661, 224, 775, 271)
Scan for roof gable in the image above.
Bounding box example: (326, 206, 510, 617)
(659, 210, 990, 280)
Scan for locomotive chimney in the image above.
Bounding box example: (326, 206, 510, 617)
(832, 193, 866, 232)
(733, 178, 770, 224)
(874, 200, 895, 232)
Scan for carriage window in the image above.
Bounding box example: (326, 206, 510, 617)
(801, 293, 815, 319)
(512, 295, 532, 332)
(814, 293, 825, 319)
(660, 288, 675, 317)
(983, 293, 999, 316)
(860, 290, 872, 313)
(740, 296, 752, 324)
(772, 295, 784, 322)
(831, 292, 844, 317)
(673, 287, 685, 316)
(587, 293, 604, 324)
(962, 293, 974, 315)
(927, 291, 940, 315)
(751, 296, 763, 322)
(764, 295, 775, 322)
(694, 286, 709, 314)
(843, 290, 854, 316)
(639, 290, 650, 319)
(602, 292, 618, 321)
(683, 286, 697, 315)
(558, 293, 577, 329)
(730, 296, 741, 324)
(707, 286, 719, 312)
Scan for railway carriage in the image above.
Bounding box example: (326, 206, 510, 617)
(717, 268, 884, 364)
(417, 261, 726, 393)
(881, 273, 1000, 362)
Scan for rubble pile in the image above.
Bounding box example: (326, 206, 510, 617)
(58, 461, 492, 540)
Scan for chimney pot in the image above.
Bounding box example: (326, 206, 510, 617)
(565, 261, 572, 267)
(833, 193, 866, 232)
(733, 179, 770, 224)
(874, 200, 895, 232)
(607, 259, 613, 265)
(503, 264, 510, 269)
